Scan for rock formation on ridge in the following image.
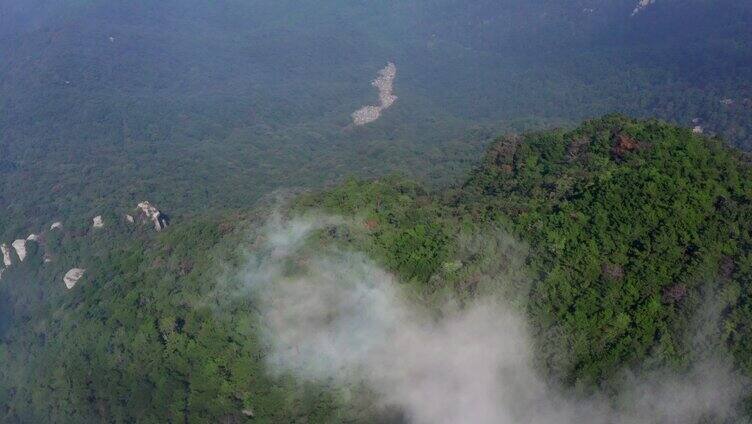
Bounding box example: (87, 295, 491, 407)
(63, 268, 86, 289)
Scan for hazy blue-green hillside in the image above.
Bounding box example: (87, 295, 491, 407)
(1, 116, 751, 422)
(2, 0, 752, 241)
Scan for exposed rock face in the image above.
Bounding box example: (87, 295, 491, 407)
(12, 239, 27, 262)
(0, 267, 4, 280)
(125, 214, 135, 223)
(692, 125, 704, 134)
(352, 62, 398, 126)
(1, 244, 11, 267)
(631, 0, 655, 16)
(93, 215, 104, 229)
(137, 201, 168, 231)
(26, 233, 39, 242)
(64, 268, 86, 289)
(50, 222, 63, 230)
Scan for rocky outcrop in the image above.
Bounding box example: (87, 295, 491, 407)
(0, 267, 4, 280)
(12, 239, 27, 262)
(1, 244, 11, 267)
(3, 203, 170, 291)
(137, 202, 168, 232)
(631, 0, 655, 16)
(93, 215, 104, 229)
(3, 235, 38, 266)
(64, 268, 85, 289)
(352, 62, 398, 126)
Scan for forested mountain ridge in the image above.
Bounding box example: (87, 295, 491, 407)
(460, 115, 752, 383)
(1, 116, 751, 422)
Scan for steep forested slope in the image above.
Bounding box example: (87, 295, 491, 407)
(1, 116, 751, 422)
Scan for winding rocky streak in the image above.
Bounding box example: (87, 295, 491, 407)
(632, 0, 655, 16)
(352, 62, 397, 126)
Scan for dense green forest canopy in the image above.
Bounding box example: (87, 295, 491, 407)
(2, 0, 752, 240)
(3, 1, 752, 421)
(1, 116, 751, 422)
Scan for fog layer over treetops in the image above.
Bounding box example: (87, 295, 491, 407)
(2, 0, 752, 239)
(230, 215, 746, 424)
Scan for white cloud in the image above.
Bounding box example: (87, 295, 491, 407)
(235, 215, 746, 423)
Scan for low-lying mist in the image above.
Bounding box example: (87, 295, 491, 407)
(230, 215, 746, 424)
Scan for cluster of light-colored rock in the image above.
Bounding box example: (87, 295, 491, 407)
(1, 236, 36, 280)
(631, 0, 655, 16)
(136, 201, 169, 232)
(1, 244, 11, 267)
(351, 62, 398, 126)
(63, 268, 86, 289)
(1, 201, 168, 285)
(0, 243, 9, 281)
(691, 118, 704, 134)
(1, 222, 69, 282)
(12, 239, 27, 262)
(92, 215, 105, 229)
